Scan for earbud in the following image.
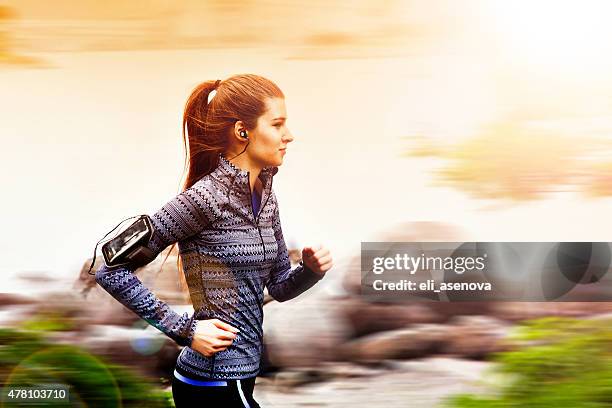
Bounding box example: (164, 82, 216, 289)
(239, 130, 248, 139)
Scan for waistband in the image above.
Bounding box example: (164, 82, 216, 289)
(173, 369, 229, 386)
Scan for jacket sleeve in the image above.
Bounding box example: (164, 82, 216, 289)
(95, 179, 219, 347)
(266, 194, 324, 302)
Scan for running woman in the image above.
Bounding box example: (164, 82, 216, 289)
(93, 74, 333, 407)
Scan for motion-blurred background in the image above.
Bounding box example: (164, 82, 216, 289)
(2, 1, 612, 406)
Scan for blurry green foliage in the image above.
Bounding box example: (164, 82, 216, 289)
(446, 316, 612, 407)
(0, 327, 173, 407)
(21, 311, 75, 332)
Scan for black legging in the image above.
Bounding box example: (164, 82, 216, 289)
(172, 374, 262, 407)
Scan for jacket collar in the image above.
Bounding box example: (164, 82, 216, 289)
(214, 153, 278, 190)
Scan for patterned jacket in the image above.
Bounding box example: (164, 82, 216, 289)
(95, 153, 324, 380)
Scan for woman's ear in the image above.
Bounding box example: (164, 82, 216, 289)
(233, 121, 248, 142)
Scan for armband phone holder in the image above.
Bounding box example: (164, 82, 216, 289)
(87, 214, 155, 275)
(102, 215, 155, 268)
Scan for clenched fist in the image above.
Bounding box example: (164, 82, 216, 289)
(191, 318, 239, 357)
(302, 245, 333, 276)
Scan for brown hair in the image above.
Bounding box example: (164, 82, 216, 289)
(161, 74, 284, 297)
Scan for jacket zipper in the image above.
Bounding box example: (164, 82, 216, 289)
(254, 177, 272, 353)
(247, 172, 273, 357)
(247, 172, 273, 263)
(256, 179, 272, 225)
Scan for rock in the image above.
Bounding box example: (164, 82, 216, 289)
(271, 369, 325, 390)
(0, 290, 98, 332)
(442, 315, 513, 358)
(263, 295, 352, 369)
(424, 302, 497, 321)
(79, 325, 181, 378)
(267, 361, 393, 389)
(316, 361, 392, 380)
(342, 324, 450, 362)
(338, 298, 444, 337)
(0, 293, 37, 308)
(32, 290, 111, 332)
(1, 288, 149, 333)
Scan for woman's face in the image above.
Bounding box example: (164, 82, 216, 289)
(247, 97, 293, 168)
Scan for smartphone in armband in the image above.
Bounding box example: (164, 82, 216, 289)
(101, 215, 155, 268)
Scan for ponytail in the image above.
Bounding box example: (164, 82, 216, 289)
(181, 80, 224, 190)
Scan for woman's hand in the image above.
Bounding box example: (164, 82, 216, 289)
(302, 245, 333, 276)
(191, 319, 239, 357)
